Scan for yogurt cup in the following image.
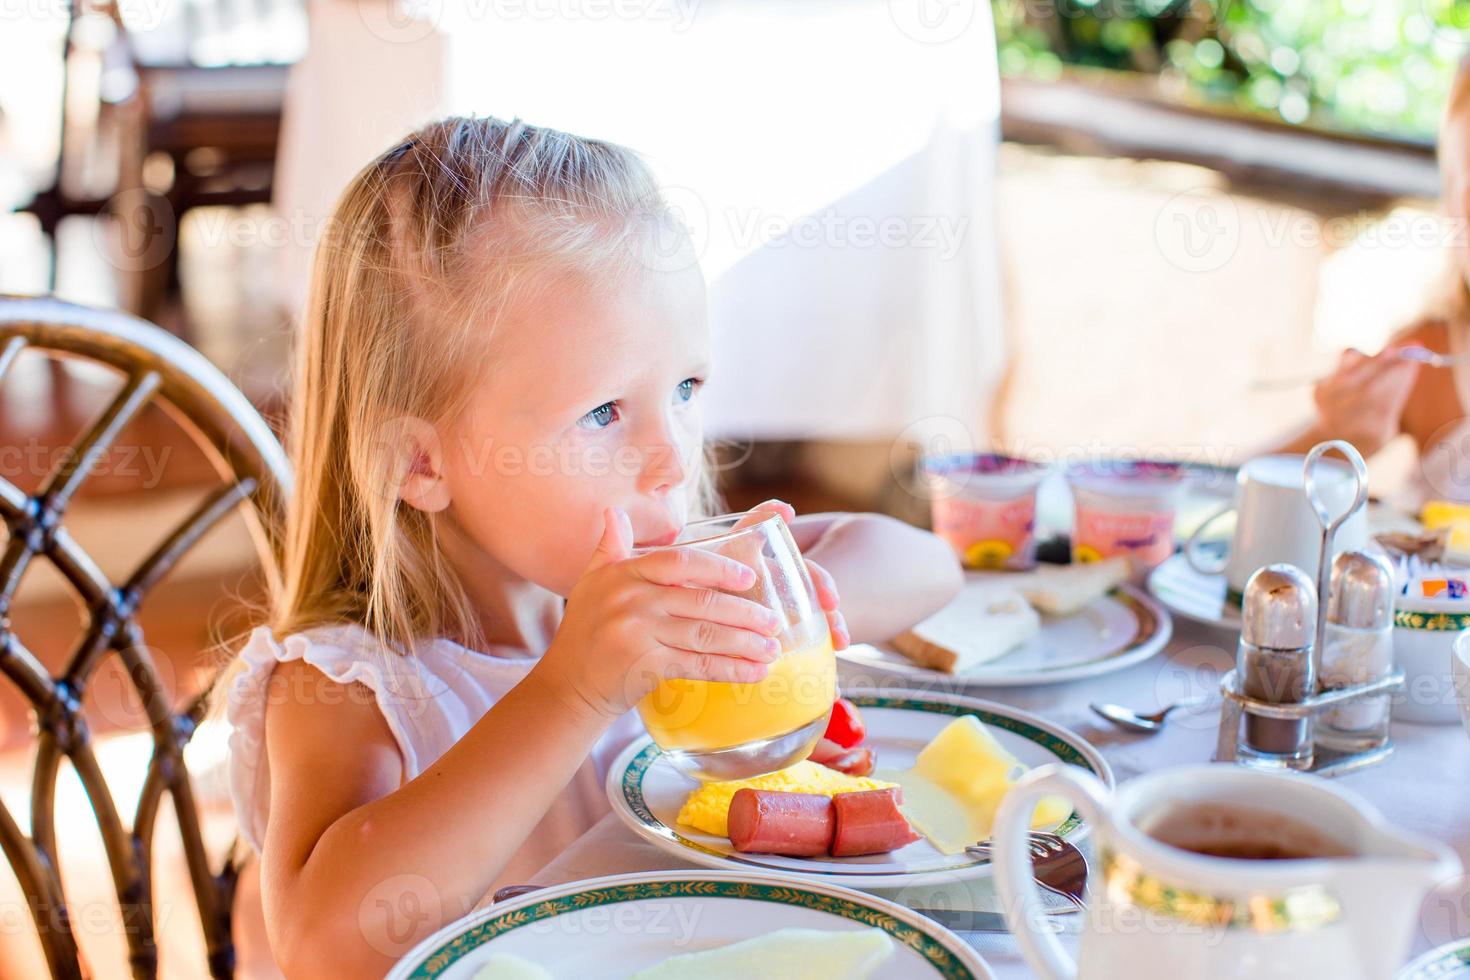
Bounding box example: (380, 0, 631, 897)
(1066, 460, 1186, 578)
(924, 453, 1049, 571)
(1393, 573, 1470, 725)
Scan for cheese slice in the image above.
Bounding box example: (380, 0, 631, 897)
(879, 716, 1072, 854)
(631, 927, 893, 979)
(1008, 557, 1129, 616)
(891, 583, 1040, 673)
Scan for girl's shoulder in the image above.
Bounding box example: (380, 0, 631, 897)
(236, 620, 400, 672)
(226, 623, 543, 853)
(228, 622, 541, 733)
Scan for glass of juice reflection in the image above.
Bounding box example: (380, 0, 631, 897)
(634, 511, 836, 782)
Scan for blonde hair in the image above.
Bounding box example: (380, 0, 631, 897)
(273, 115, 720, 655)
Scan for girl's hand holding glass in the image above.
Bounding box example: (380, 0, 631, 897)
(627, 507, 839, 780)
(536, 506, 785, 723)
(733, 499, 850, 651)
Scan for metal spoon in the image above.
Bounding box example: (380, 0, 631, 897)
(1090, 694, 1213, 733)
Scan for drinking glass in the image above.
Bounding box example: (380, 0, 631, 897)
(634, 511, 835, 781)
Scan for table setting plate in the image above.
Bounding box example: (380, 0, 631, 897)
(605, 690, 1112, 889)
(1148, 501, 1436, 634)
(385, 869, 995, 979)
(1399, 940, 1470, 980)
(1146, 552, 1242, 633)
(836, 581, 1171, 688)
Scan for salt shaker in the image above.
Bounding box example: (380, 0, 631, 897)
(1317, 549, 1395, 752)
(1236, 563, 1317, 770)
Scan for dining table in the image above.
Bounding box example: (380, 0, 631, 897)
(530, 616, 1470, 978)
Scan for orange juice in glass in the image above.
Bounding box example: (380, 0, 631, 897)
(634, 511, 836, 781)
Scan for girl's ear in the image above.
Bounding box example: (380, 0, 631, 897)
(391, 417, 452, 514)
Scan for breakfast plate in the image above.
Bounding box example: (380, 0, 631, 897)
(1398, 939, 1470, 979)
(385, 870, 995, 979)
(1145, 552, 1242, 633)
(606, 691, 1112, 888)
(1147, 500, 1427, 634)
(836, 583, 1171, 687)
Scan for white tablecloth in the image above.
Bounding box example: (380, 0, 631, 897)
(532, 619, 1470, 978)
(274, 0, 1006, 443)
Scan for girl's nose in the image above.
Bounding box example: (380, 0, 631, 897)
(636, 421, 691, 493)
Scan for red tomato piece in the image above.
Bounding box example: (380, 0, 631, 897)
(823, 697, 865, 749)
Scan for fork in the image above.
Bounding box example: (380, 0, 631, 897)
(967, 832, 1088, 910)
(1250, 347, 1470, 391)
(492, 883, 546, 903)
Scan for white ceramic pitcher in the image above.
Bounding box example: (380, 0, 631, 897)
(994, 764, 1460, 980)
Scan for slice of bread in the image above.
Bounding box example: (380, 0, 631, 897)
(1009, 557, 1130, 616)
(892, 584, 1040, 674)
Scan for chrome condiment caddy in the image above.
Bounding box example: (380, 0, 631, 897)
(1214, 440, 1405, 776)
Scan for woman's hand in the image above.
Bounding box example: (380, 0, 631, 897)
(536, 507, 785, 722)
(737, 499, 851, 651)
(1311, 347, 1420, 458)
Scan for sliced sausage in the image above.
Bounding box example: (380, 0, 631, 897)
(830, 788, 920, 857)
(727, 789, 834, 856)
(809, 739, 877, 777)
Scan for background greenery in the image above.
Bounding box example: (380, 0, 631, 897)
(992, 0, 1470, 142)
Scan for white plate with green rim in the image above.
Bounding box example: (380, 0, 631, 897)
(836, 581, 1172, 687)
(1399, 940, 1470, 979)
(385, 869, 995, 979)
(605, 690, 1112, 888)
(1146, 552, 1242, 633)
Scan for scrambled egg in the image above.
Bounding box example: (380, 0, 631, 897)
(677, 760, 897, 837)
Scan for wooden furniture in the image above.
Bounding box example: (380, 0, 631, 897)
(0, 295, 288, 978)
(20, 1, 303, 326)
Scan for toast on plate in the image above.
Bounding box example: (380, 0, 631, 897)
(892, 583, 1040, 673)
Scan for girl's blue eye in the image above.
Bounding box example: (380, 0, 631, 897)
(676, 377, 704, 403)
(577, 402, 619, 430)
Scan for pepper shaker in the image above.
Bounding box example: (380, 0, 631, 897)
(1317, 549, 1396, 752)
(1235, 563, 1317, 770)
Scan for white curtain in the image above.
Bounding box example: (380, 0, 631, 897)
(276, 0, 1006, 444)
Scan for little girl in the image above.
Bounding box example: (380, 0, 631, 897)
(225, 116, 962, 977)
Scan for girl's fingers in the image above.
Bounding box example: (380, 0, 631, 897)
(662, 587, 784, 635)
(806, 558, 840, 611)
(756, 498, 797, 523)
(830, 610, 850, 650)
(633, 547, 757, 591)
(734, 498, 797, 530)
(663, 650, 772, 684)
(657, 618, 782, 662)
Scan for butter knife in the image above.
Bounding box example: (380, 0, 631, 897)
(908, 906, 1076, 934)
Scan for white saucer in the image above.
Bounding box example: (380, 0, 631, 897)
(1147, 552, 1242, 633)
(838, 581, 1171, 688)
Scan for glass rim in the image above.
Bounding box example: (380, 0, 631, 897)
(631, 509, 783, 553)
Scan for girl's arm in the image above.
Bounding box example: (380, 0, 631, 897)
(789, 511, 963, 643)
(259, 659, 609, 978)
(1251, 319, 1456, 462)
(257, 509, 778, 978)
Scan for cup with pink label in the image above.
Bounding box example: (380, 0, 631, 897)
(924, 453, 1050, 570)
(1067, 460, 1186, 578)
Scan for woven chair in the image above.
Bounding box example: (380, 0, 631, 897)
(0, 295, 289, 979)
